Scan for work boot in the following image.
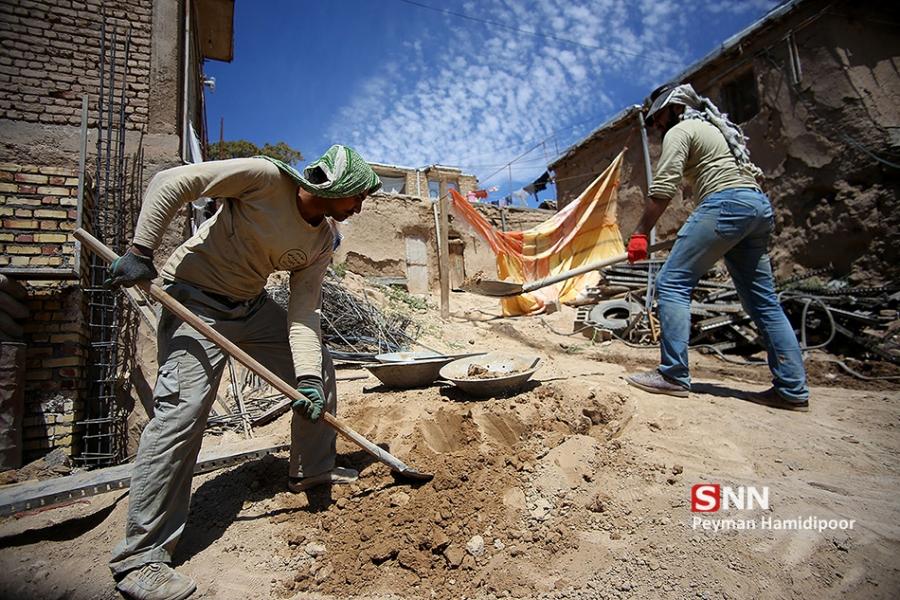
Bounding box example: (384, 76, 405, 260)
(745, 387, 809, 412)
(115, 563, 196, 600)
(288, 466, 359, 492)
(626, 370, 689, 398)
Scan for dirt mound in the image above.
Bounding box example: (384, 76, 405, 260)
(266, 382, 629, 598)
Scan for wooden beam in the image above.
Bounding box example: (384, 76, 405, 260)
(438, 180, 450, 320)
(250, 398, 291, 427)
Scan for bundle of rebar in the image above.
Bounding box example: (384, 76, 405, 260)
(266, 270, 421, 358)
(80, 15, 141, 467)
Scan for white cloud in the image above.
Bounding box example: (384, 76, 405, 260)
(327, 0, 776, 187)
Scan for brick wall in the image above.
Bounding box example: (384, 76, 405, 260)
(0, 162, 79, 272)
(0, 162, 84, 460)
(0, 0, 153, 129)
(20, 283, 84, 459)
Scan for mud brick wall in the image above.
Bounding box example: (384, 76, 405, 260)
(550, 0, 900, 284)
(0, 0, 153, 129)
(20, 282, 85, 460)
(0, 162, 78, 272)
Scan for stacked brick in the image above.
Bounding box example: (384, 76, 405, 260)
(0, 162, 78, 272)
(0, 0, 152, 129)
(20, 284, 84, 459)
(0, 162, 84, 460)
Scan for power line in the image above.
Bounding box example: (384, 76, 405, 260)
(454, 109, 616, 164)
(395, 0, 685, 66)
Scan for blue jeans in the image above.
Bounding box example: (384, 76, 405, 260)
(655, 188, 809, 402)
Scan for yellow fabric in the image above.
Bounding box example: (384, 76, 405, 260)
(450, 151, 625, 316)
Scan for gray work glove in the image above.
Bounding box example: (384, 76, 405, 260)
(293, 375, 325, 422)
(105, 249, 157, 288)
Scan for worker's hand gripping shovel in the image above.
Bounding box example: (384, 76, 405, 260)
(74, 228, 433, 483)
(461, 239, 675, 297)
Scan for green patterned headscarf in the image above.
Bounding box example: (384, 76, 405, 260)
(257, 144, 382, 198)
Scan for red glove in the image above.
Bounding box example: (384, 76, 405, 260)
(627, 233, 648, 263)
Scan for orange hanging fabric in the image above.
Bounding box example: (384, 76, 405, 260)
(450, 150, 625, 316)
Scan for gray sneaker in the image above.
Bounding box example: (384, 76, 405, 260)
(116, 563, 196, 600)
(626, 370, 689, 397)
(745, 387, 809, 412)
(288, 466, 359, 492)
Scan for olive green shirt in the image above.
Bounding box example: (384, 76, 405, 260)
(132, 158, 334, 379)
(649, 119, 760, 203)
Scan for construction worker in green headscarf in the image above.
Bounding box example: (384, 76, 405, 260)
(105, 145, 381, 600)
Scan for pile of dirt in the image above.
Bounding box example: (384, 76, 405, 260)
(264, 381, 629, 598)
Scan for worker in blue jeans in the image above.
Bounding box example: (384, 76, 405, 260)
(625, 83, 809, 411)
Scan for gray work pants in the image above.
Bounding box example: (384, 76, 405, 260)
(109, 282, 336, 576)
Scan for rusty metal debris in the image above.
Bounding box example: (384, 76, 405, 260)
(214, 271, 426, 428)
(266, 270, 421, 358)
(575, 260, 899, 367)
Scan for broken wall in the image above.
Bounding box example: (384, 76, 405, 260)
(334, 193, 553, 294)
(552, 0, 900, 283)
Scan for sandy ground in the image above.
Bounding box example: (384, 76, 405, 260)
(1, 290, 898, 600)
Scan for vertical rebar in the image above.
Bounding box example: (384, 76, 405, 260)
(79, 16, 140, 467)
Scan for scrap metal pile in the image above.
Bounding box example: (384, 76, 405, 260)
(265, 269, 421, 361)
(575, 261, 900, 365)
(206, 271, 423, 436)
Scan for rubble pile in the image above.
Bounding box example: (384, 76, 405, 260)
(575, 261, 899, 366)
(267, 270, 421, 360)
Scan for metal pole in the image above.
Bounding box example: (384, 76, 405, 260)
(637, 109, 658, 312)
(438, 180, 450, 320)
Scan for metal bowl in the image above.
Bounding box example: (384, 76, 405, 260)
(439, 352, 541, 398)
(375, 351, 444, 363)
(365, 355, 459, 389)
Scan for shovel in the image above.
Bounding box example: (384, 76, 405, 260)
(74, 228, 433, 483)
(461, 239, 675, 297)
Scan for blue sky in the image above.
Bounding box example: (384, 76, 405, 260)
(204, 0, 780, 207)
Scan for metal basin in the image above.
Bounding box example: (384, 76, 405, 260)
(365, 355, 459, 389)
(375, 351, 444, 363)
(439, 352, 541, 398)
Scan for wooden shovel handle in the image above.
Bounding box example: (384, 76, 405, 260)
(74, 228, 422, 475)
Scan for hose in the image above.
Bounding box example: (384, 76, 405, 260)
(821, 358, 900, 381)
(777, 291, 837, 351)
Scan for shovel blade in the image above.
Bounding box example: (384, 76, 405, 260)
(392, 467, 435, 483)
(460, 279, 524, 297)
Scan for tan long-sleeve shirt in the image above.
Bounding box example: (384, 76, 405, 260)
(648, 119, 760, 203)
(132, 158, 334, 379)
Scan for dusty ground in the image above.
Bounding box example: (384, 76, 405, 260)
(0, 289, 898, 600)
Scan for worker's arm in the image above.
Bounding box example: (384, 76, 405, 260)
(633, 195, 671, 236)
(287, 251, 333, 381)
(627, 125, 690, 261)
(130, 158, 273, 256)
(646, 124, 690, 204)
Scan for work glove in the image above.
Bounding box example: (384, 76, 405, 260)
(293, 375, 326, 422)
(626, 233, 648, 263)
(105, 249, 158, 288)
